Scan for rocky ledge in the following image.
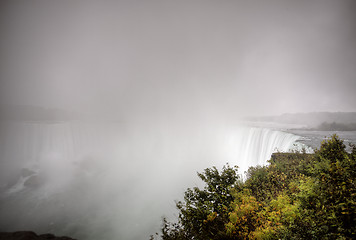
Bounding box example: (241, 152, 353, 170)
(0, 231, 77, 240)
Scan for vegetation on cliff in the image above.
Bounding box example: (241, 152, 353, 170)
(159, 135, 356, 239)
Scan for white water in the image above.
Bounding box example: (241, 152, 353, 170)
(0, 121, 310, 239)
(221, 127, 310, 175)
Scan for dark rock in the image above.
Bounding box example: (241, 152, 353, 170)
(0, 231, 77, 240)
(0, 231, 38, 240)
(37, 234, 55, 239)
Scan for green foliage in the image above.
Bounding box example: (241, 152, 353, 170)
(296, 135, 356, 239)
(161, 135, 356, 240)
(161, 164, 240, 240)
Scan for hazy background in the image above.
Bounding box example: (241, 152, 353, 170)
(1, 0, 356, 120)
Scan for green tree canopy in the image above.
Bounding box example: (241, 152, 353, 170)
(160, 135, 356, 240)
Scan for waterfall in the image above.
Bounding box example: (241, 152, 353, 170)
(0, 121, 310, 240)
(221, 127, 310, 175)
(0, 121, 114, 194)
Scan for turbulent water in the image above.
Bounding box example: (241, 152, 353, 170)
(0, 121, 310, 239)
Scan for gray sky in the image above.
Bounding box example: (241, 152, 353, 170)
(1, 0, 356, 119)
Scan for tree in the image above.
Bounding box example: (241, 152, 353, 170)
(296, 135, 356, 239)
(162, 164, 240, 240)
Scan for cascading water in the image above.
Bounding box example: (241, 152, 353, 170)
(220, 127, 311, 175)
(0, 121, 311, 240)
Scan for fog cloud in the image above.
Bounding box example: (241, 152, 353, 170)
(1, 0, 355, 119)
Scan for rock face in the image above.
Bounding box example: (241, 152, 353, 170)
(0, 231, 77, 240)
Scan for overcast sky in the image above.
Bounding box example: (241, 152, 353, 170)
(1, 0, 356, 119)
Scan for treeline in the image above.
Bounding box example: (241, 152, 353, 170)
(156, 135, 356, 239)
(315, 122, 356, 131)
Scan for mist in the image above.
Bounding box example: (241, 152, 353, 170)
(1, 0, 356, 117)
(1, 0, 356, 239)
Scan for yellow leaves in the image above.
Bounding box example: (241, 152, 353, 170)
(252, 224, 279, 240)
(229, 212, 238, 224)
(206, 211, 217, 222)
(225, 222, 235, 235)
(226, 190, 269, 238)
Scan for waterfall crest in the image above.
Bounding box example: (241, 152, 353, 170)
(221, 127, 310, 174)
